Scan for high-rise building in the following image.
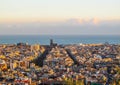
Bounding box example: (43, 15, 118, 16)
(50, 39, 53, 46)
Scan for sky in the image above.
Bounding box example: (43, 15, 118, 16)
(0, 0, 120, 35)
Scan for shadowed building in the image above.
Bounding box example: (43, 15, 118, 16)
(50, 39, 57, 47)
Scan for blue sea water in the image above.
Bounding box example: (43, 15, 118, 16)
(0, 35, 120, 45)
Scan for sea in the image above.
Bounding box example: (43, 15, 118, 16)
(0, 35, 120, 45)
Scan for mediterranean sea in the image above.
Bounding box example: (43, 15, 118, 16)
(0, 35, 120, 45)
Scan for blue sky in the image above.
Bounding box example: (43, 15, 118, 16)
(0, 0, 120, 35)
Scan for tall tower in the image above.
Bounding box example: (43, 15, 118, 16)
(50, 39, 53, 46)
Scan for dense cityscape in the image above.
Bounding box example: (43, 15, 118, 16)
(0, 40, 120, 85)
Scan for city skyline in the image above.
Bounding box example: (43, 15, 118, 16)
(0, 0, 120, 35)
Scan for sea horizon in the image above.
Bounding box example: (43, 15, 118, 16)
(0, 35, 120, 45)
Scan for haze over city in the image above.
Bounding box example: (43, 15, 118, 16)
(0, 0, 120, 35)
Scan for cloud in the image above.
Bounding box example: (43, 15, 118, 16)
(66, 18, 100, 25)
(90, 18, 99, 25)
(0, 18, 120, 35)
